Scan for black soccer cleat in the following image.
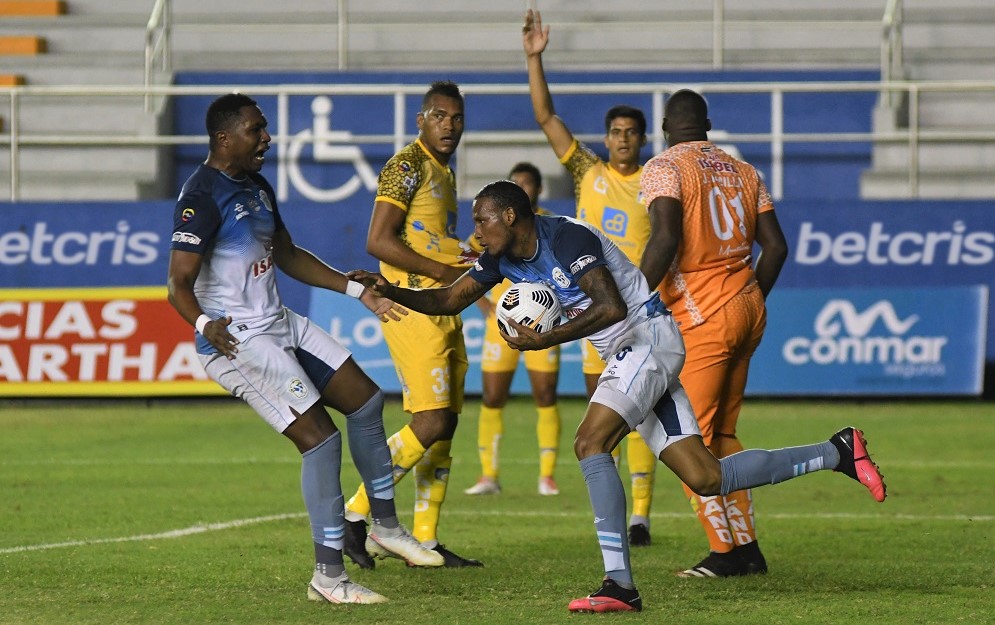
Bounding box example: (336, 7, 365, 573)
(628, 523, 652, 547)
(677, 550, 745, 578)
(736, 541, 768, 575)
(568, 577, 642, 613)
(342, 518, 375, 570)
(430, 544, 483, 568)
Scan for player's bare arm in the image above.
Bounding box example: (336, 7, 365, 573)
(502, 265, 626, 352)
(641, 196, 684, 288)
(270, 229, 406, 322)
(522, 9, 574, 159)
(166, 248, 239, 359)
(753, 210, 789, 298)
(367, 200, 466, 285)
(349, 270, 487, 317)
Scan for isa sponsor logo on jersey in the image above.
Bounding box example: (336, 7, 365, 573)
(749, 286, 987, 396)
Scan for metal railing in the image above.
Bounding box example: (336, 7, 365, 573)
(144, 0, 171, 113)
(3, 80, 995, 202)
(881, 0, 904, 106)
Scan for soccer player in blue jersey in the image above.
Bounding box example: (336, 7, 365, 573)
(167, 94, 446, 606)
(347, 179, 887, 613)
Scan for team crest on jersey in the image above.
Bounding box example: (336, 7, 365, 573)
(259, 190, 274, 212)
(288, 377, 308, 399)
(181, 207, 196, 222)
(569, 255, 596, 274)
(551, 266, 570, 288)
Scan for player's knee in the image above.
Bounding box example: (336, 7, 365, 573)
(573, 433, 610, 460)
(532, 386, 557, 407)
(684, 468, 723, 496)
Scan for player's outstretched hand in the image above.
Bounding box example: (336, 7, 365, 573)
(522, 9, 550, 56)
(203, 315, 240, 360)
(499, 318, 548, 351)
(360, 288, 408, 322)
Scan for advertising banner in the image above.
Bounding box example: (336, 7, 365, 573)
(0, 286, 221, 396)
(749, 286, 987, 396)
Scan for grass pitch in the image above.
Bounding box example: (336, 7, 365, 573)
(1, 397, 993, 624)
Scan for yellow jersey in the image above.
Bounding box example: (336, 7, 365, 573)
(375, 138, 464, 289)
(562, 139, 650, 265)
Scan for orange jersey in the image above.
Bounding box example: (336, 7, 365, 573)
(640, 141, 774, 328)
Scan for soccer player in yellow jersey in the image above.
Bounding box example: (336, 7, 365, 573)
(640, 89, 789, 577)
(342, 80, 482, 569)
(463, 162, 563, 497)
(523, 9, 658, 546)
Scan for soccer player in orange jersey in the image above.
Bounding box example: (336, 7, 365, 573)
(640, 89, 790, 577)
(523, 8, 659, 547)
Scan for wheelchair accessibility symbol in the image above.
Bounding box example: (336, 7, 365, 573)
(285, 96, 378, 203)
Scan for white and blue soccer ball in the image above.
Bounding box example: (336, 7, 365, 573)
(495, 282, 562, 337)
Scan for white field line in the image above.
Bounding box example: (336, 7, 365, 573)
(1, 509, 991, 556)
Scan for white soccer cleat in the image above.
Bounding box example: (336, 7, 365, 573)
(307, 572, 388, 604)
(365, 525, 445, 567)
(463, 476, 501, 495)
(538, 476, 560, 496)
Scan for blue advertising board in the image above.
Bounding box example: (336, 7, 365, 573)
(750, 286, 987, 396)
(306, 287, 586, 396)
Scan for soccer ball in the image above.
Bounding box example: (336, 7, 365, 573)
(495, 282, 562, 337)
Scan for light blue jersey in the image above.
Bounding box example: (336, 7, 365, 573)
(170, 165, 285, 355)
(469, 215, 665, 358)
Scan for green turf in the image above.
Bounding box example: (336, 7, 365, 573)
(1, 397, 993, 624)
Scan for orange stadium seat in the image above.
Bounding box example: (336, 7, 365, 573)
(0, 74, 25, 85)
(0, 35, 47, 55)
(0, 1, 65, 16)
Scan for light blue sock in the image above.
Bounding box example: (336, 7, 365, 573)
(579, 453, 633, 589)
(720, 441, 839, 495)
(345, 390, 398, 528)
(301, 432, 345, 576)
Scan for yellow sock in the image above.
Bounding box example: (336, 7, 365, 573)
(477, 406, 503, 479)
(683, 484, 735, 553)
(412, 439, 452, 544)
(627, 432, 656, 519)
(610, 444, 621, 469)
(535, 405, 560, 478)
(345, 424, 425, 519)
(723, 488, 758, 546)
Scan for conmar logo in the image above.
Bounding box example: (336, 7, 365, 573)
(783, 299, 947, 367)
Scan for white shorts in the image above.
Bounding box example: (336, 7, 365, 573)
(590, 313, 701, 457)
(200, 308, 351, 433)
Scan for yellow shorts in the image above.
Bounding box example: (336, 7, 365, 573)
(480, 313, 560, 373)
(581, 338, 606, 376)
(381, 310, 467, 414)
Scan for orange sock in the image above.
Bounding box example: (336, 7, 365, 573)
(683, 484, 735, 553)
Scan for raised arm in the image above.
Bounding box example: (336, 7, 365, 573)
(522, 9, 575, 159)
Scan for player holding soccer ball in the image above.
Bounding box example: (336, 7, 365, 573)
(348, 179, 887, 614)
(463, 162, 564, 498)
(523, 7, 658, 546)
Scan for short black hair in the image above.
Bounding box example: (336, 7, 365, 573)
(664, 89, 709, 125)
(604, 105, 647, 136)
(206, 93, 257, 139)
(508, 161, 542, 189)
(475, 180, 534, 222)
(422, 80, 464, 110)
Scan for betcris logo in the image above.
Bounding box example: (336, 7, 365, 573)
(601, 207, 628, 238)
(794, 221, 994, 266)
(749, 287, 987, 396)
